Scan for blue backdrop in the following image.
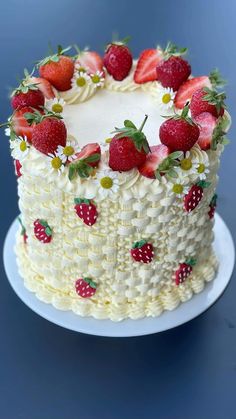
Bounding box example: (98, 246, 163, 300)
(0, 1, 236, 418)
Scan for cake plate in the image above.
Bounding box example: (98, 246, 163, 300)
(3, 213, 235, 337)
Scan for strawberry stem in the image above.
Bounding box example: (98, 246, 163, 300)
(138, 114, 148, 132)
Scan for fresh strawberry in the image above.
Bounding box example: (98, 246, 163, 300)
(131, 240, 154, 264)
(190, 88, 225, 119)
(34, 219, 52, 243)
(74, 198, 98, 226)
(174, 76, 211, 109)
(208, 194, 217, 219)
(24, 109, 67, 155)
(74, 143, 101, 167)
(18, 217, 28, 244)
(103, 40, 132, 81)
(11, 88, 44, 110)
(39, 45, 74, 91)
(134, 48, 162, 84)
(194, 112, 217, 150)
(75, 277, 97, 298)
(30, 77, 55, 99)
(14, 159, 22, 177)
(184, 181, 209, 212)
(138, 145, 183, 180)
(11, 106, 36, 142)
(75, 50, 104, 75)
(175, 259, 196, 285)
(109, 115, 150, 171)
(156, 42, 191, 91)
(159, 104, 199, 152)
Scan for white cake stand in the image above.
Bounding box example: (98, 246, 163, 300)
(3, 214, 235, 337)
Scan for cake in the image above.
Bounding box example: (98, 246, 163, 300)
(3, 41, 230, 321)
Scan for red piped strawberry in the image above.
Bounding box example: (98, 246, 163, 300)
(18, 217, 28, 244)
(131, 240, 154, 264)
(109, 115, 150, 171)
(184, 181, 210, 212)
(12, 106, 37, 142)
(75, 50, 104, 75)
(134, 48, 162, 84)
(14, 159, 22, 177)
(208, 194, 217, 219)
(75, 277, 97, 298)
(68, 143, 101, 180)
(34, 219, 52, 243)
(74, 198, 98, 226)
(190, 88, 226, 119)
(30, 76, 55, 99)
(175, 258, 196, 285)
(39, 45, 74, 91)
(103, 39, 132, 81)
(156, 42, 191, 91)
(159, 104, 199, 152)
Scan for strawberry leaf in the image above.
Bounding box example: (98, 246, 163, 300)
(124, 120, 137, 129)
(211, 116, 229, 151)
(203, 88, 226, 113)
(111, 115, 150, 154)
(186, 258, 197, 266)
(163, 41, 188, 60)
(209, 69, 226, 88)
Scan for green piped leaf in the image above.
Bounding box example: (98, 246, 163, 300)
(74, 198, 90, 205)
(197, 180, 211, 189)
(132, 240, 147, 249)
(84, 277, 97, 289)
(186, 258, 197, 267)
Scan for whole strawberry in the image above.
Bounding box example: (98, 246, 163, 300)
(11, 88, 44, 111)
(74, 198, 98, 226)
(34, 219, 52, 243)
(156, 42, 191, 91)
(184, 181, 210, 212)
(175, 258, 196, 285)
(24, 109, 67, 155)
(208, 194, 217, 219)
(75, 277, 97, 298)
(109, 115, 150, 171)
(104, 39, 132, 81)
(38, 45, 74, 91)
(131, 240, 154, 264)
(159, 104, 199, 152)
(190, 87, 226, 119)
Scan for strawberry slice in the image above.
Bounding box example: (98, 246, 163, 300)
(30, 77, 55, 99)
(174, 76, 211, 109)
(74, 143, 101, 167)
(194, 112, 217, 150)
(12, 106, 36, 142)
(138, 144, 170, 178)
(134, 48, 163, 84)
(76, 51, 104, 75)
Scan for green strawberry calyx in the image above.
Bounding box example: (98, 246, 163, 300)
(162, 104, 196, 126)
(74, 198, 92, 205)
(185, 258, 197, 267)
(37, 45, 72, 67)
(11, 68, 38, 97)
(24, 108, 63, 125)
(18, 216, 26, 236)
(209, 69, 226, 89)
(203, 87, 226, 114)
(111, 114, 150, 154)
(196, 180, 211, 189)
(68, 154, 100, 181)
(132, 240, 147, 249)
(162, 41, 188, 60)
(83, 277, 97, 289)
(38, 219, 52, 236)
(211, 116, 230, 151)
(155, 151, 183, 181)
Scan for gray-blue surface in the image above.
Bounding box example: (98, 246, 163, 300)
(0, 1, 235, 418)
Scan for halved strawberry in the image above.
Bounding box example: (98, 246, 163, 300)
(74, 143, 101, 167)
(12, 106, 36, 142)
(30, 77, 55, 99)
(194, 112, 217, 150)
(75, 51, 104, 75)
(138, 144, 170, 178)
(174, 76, 211, 109)
(134, 48, 162, 84)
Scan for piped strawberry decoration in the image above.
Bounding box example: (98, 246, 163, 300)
(208, 194, 217, 219)
(109, 115, 150, 171)
(184, 180, 210, 213)
(34, 219, 52, 243)
(18, 217, 28, 244)
(75, 277, 97, 298)
(74, 198, 98, 226)
(156, 42, 191, 91)
(103, 38, 133, 81)
(14, 159, 22, 177)
(175, 258, 196, 285)
(131, 240, 154, 264)
(134, 48, 163, 84)
(159, 104, 200, 152)
(68, 143, 101, 180)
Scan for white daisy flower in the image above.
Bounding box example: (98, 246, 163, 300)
(96, 170, 119, 199)
(46, 97, 66, 115)
(90, 71, 105, 88)
(47, 153, 65, 176)
(179, 152, 198, 176)
(157, 86, 175, 111)
(10, 137, 30, 161)
(5, 127, 11, 137)
(196, 162, 210, 180)
(56, 138, 80, 163)
(169, 181, 189, 198)
(72, 71, 91, 91)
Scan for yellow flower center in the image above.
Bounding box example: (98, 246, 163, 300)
(77, 67, 86, 73)
(52, 103, 63, 113)
(181, 158, 192, 171)
(20, 141, 27, 152)
(91, 74, 100, 84)
(76, 77, 86, 87)
(105, 138, 112, 144)
(198, 163, 205, 174)
(51, 156, 62, 170)
(172, 184, 184, 194)
(63, 145, 74, 156)
(100, 176, 113, 189)
(162, 93, 171, 104)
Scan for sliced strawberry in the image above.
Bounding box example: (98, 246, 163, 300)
(174, 76, 211, 109)
(30, 77, 55, 99)
(74, 143, 101, 167)
(12, 106, 36, 142)
(76, 51, 104, 75)
(138, 144, 170, 178)
(194, 112, 217, 150)
(134, 48, 162, 84)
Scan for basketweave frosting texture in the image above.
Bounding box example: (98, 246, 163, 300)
(8, 48, 229, 321)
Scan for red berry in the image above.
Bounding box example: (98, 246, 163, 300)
(14, 159, 22, 177)
(184, 185, 203, 212)
(74, 199, 98, 226)
(31, 117, 67, 155)
(11, 89, 44, 111)
(190, 88, 225, 119)
(174, 76, 211, 109)
(73, 143, 101, 167)
(75, 278, 97, 298)
(39, 56, 74, 91)
(30, 77, 55, 99)
(159, 117, 199, 152)
(134, 48, 162, 84)
(138, 144, 170, 178)
(12, 106, 37, 142)
(208, 194, 217, 219)
(208, 206, 216, 219)
(131, 240, 154, 264)
(34, 219, 52, 243)
(175, 263, 193, 285)
(194, 112, 217, 150)
(156, 56, 191, 91)
(104, 43, 132, 81)
(76, 51, 104, 75)
(109, 136, 146, 171)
